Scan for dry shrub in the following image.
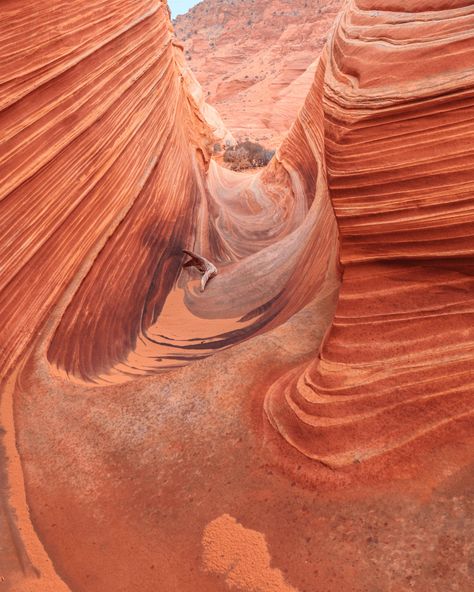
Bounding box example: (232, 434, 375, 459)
(223, 141, 275, 171)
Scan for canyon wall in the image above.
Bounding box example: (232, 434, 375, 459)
(174, 0, 344, 146)
(266, 0, 474, 468)
(0, 1, 473, 591)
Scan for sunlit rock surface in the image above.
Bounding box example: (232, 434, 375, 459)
(0, 1, 473, 591)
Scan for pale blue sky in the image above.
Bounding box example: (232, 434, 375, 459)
(168, 0, 201, 18)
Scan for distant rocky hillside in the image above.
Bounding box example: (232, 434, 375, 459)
(174, 0, 344, 147)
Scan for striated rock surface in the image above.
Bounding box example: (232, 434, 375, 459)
(265, 0, 474, 469)
(174, 0, 344, 146)
(0, 1, 474, 591)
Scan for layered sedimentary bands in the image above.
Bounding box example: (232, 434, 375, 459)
(1, 0, 474, 591)
(174, 0, 344, 146)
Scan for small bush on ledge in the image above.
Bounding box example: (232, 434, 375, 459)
(223, 141, 275, 171)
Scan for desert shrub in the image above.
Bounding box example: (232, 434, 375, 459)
(223, 141, 275, 171)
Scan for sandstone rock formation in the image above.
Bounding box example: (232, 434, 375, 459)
(174, 0, 344, 146)
(1, 1, 474, 591)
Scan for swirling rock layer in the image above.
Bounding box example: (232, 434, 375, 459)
(0, 1, 473, 591)
(265, 0, 474, 467)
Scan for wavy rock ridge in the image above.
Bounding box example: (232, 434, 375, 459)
(1, 0, 337, 386)
(265, 0, 474, 467)
(0, 0, 474, 591)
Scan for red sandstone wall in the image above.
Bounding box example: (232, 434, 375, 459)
(0, 1, 473, 591)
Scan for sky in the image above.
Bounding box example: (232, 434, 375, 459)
(168, 0, 201, 18)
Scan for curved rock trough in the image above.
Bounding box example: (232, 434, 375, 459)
(0, 1, 473, 591)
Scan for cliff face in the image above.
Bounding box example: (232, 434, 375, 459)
(1, 1, 474, 591)
(174, 0, 344, 146)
